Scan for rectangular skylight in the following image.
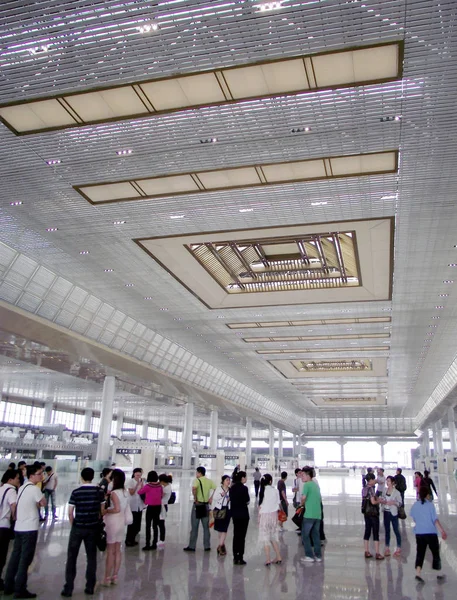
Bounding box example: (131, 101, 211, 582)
(256, 346, 389, 354)
(0, 42, 402, 135)
(76, 150, 398, 205)
(244, 333, 390, 342)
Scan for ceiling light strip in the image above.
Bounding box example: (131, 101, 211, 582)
(244, 333, 391, 343)
(75, 150, 398, 205)
(256, 346, 389, 354)
(0, 42, 402, 135)
(228, 316, 391, 329)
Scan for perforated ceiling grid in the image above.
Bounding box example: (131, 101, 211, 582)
(0, 0, 457, 433)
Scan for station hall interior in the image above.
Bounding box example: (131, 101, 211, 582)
(1, 0, 457, 599)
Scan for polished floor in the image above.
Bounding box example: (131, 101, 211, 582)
(2, 469, 457, 599)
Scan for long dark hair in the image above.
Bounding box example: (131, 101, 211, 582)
(259, 473, 272, 506)
(419, 485, 430, 504)
(232, 470, 246, 484)
(110, 468, 125, 491)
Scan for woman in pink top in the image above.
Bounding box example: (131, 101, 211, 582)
(414, 472, 423, 500)
(138, 471, 163, 551)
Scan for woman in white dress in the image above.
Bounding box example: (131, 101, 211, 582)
(102, 469, 130, 585)
(158, 473, 172, 547)
(258, 474, 282, 566)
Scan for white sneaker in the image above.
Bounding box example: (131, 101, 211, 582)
(300, 556, 315, 563)
(315, 557, 322, 562)
(157, 541, 165, 548)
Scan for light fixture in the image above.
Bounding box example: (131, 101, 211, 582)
(439, 294, 449, 297)
(160, 307, 169, 311)
(311, 201, 328, 206)
(46, 227, 58, 232)
(443, 280, 454, 284)
(29, 45, 51, 55)
(256, 1, 284, 12)
(46, 159, 61, 165)
(116, 149, 132, 156)
(435, 306, 444, 309)
(200, 138, 218, 144)
(79, 251, 90, 255)
(291, 127, 311, 133)
(113, 220, 126, 225)
(104, 268, 114, 272)
(170, 215, 185, 219)
(239, 208, 254, 213)
(431, 316, 440, 319)
(380, 115, 402, 122)
(136, 23, 159, 34)
(449, 264, 457, 267)
(144, 296, 153, 300)
(125, 283, 134, 287)
(381, 194, 397, 200)
(10, 201, 22, 206)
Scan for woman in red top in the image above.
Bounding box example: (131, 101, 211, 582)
(138, 471, 163, 551)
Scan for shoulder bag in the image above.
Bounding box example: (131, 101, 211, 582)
(292, 506, 304, 529)
(195, 479, 209, 519)
(214, 488, 229, 521)
(168, 491, 176, 504)
(124, 491, 134, 525)
(397, 504, 407, 520)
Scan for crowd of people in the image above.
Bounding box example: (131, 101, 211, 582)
(361, 466, 448, 584)
(0, 460, 451, 596)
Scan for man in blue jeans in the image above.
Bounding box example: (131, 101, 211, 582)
(4, 464, 46, 599)
(183, 467, 216, 552)
(61, 467, 105, 597)
(300, 466, 323, 563)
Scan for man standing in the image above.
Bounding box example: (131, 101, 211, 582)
(394, 468, 407, 506)
(43, 466, 58, 521)
(4, 464, 46, 599)
(125, 467, 144, 547)
(253, 467, 262, 499)
(61, 467, 105, 597)
(183, 466, 216, 552)
(300, 467, 323, 563)
(376, 468, 386, 497)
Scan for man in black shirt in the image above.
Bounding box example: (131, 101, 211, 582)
(394, 468, 407, 506)
(61, 468, 105, 597)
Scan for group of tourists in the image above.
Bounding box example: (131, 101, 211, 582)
(361, 466, 448, 584)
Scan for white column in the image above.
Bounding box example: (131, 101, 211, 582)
(422, 430, 430, 457)
(142, 420, 148, 439)
(163, 425, 169, 442)
(293, 434, 298, 458)
(433, 421, 443, 456)
(209, 409, 218, 451)
(245, 418, 252, 469)
(278, 430, 283, 463)
(269, 425, 275, 467)
(96, 376, 115, 461)
(44, 401, 53, 424)
(182, 402, 194, 470)
(338, 439, 346, 466)
(448, 407, 457, 453)
(116, 409, 124, 438)
(84, 410, 92, 431)
(379, 440, 386, 467)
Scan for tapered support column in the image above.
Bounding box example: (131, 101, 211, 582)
(421, 430, 430, 457)
(269, 425, 275, 468)
(84, 410, 92, 431)
(245, 418, 252, 469)
(116, 409, 124, 438)
(182, 402, 194, 470)
(142, 420, 148, 439)
(96, 376, 115, 461)
(278, 430, 283, 463)
(209, 409, 218, 451)
(433, 421, 444, 456)
(378, 439, 387, 467)
(448, 407, 457, 454)
(44, 401, 53, 424)
(338, 439, 346, 466)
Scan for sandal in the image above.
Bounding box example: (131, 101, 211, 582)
(364, 551, 373, 558)
(384, 549, 391, 557)
(393, 549, 401, 557)
(265, 562, 271, 567)
(273, 559, 282, 564)
(102, 578, 112, 587)
(111, 576, 118, 585)
(376, 553, 385, 560)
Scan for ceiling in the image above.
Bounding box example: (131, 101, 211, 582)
(0, 0, 457, 437)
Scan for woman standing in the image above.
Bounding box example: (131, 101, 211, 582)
(277, 472, 288, 529)
(230, 471, 250, 565)
(362, 473, 384, 560)
(413, 472, 423, 499)
(259, 474, 282, 566)
(422, 470, 438, 499)
(158, 474, 172, 547)
(138, 471, 163, 551)
(410, 486, 447, 583)
(99, 468, 112, 496)
(102, 469, 130, 585)
(125, 468, 144, 547)
(211, 475, 231, 556)
(380, 476, 402, 557)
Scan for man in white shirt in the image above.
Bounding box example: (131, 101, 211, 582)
(125, 468, 144, 546)
(4, 464, 46, 599)
(376, 468, 386, 497)
(0, 469, 20, 591)
(43, 465, 58, 521)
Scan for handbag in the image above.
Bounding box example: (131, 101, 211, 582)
(195, 479, 209, 519)
(278, 509, 287, 523)
(96, 521, 107, 552)
(124, 495, 134, 526)
(397, 505, 407, 520)
(168, 491, 176, 504)
(292, 506, 304, 528)
(0, 486, 16, 540)
(362, 495, 378, 517)
(214, 487, 229, 520)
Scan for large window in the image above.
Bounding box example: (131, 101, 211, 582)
(2, 402, 44, 427)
